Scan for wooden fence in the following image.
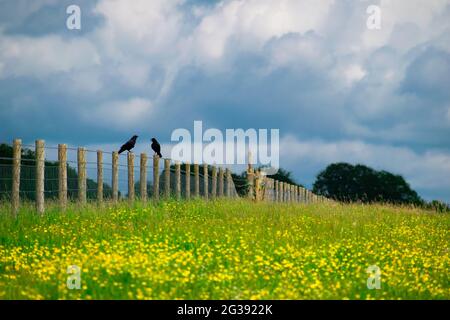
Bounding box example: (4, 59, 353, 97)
(2, 139, 329, 216)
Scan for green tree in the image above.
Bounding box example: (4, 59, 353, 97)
(312, 162, 423, 205)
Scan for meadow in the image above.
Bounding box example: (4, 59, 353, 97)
(0, 200, 448, 300)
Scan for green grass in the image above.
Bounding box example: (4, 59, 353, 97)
(0, 199, 449, 300)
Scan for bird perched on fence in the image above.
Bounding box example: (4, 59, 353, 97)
(118, 135, 138, 154)
(151, 138, 162, 158)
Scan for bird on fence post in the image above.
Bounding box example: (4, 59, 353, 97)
(118, 135, 138, 154)
(151, 138, 162, 158)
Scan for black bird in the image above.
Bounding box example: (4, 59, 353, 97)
(118, 135, 138, 154)
(151, 138, 162, 158)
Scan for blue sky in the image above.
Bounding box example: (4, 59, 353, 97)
(1, 0, 450, 202)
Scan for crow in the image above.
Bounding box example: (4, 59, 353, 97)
(151, 138, 162, 158)
(118, 135, 138, 154)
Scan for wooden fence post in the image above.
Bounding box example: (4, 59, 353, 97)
(175, 161, 181, 200)
(278, 182, 281, 202)
(12, 139, 21, 216)
(185, 163, 190, 200)
(35, 140, 45, 214)
(78, 147, 86, 205)
(274, 180, 279, 202)
(287, 184, 290, 202)
(269, 178, 275, 202)
(203, 164, 208, 200)
(153, 155, 160, 201)
(225, 168, 231, 197)
(211, 166, 217, 199)
(194, 164, 200, 197)
(283, 183, 287, 202)
(281, 182, 284, 202)
(127, 152, 135, 202)
(164, 158, 170, 198)
(263, 177, 268, 201)
(275, 180, 278, 202)
(97, 150, 103, 204)
(58, 144, 67, 210)
(254, 171, 261, 202)
(218, 167, 224, 197)
(112, 152, 119, 202)
(247, 164, 254, 200)
(140, 153, 147, 202)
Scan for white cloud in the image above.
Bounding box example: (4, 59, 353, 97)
(343, 64, 366, 85)
(83, 97, 153, 129)
(0, 33, 100, 79)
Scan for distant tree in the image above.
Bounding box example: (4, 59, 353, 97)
(312, 162, 423, 205)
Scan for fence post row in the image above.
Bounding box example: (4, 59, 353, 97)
(7, 138, 332, 214)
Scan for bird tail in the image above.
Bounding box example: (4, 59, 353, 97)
(118, 148, 125, 154)
(157, 152, 162, 158)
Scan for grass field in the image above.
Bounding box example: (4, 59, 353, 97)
(0, 200, 448, 300)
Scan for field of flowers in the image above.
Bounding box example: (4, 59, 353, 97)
(0, 199, 448, 300)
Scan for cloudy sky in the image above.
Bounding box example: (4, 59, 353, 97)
(1, 0, 449, 201)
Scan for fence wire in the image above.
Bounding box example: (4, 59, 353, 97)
(1, 141, 326, 208)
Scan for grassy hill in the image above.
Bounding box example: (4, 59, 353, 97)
(0, 200, 448, 300)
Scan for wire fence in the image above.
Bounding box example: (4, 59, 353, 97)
(0, 139, 328, 215)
